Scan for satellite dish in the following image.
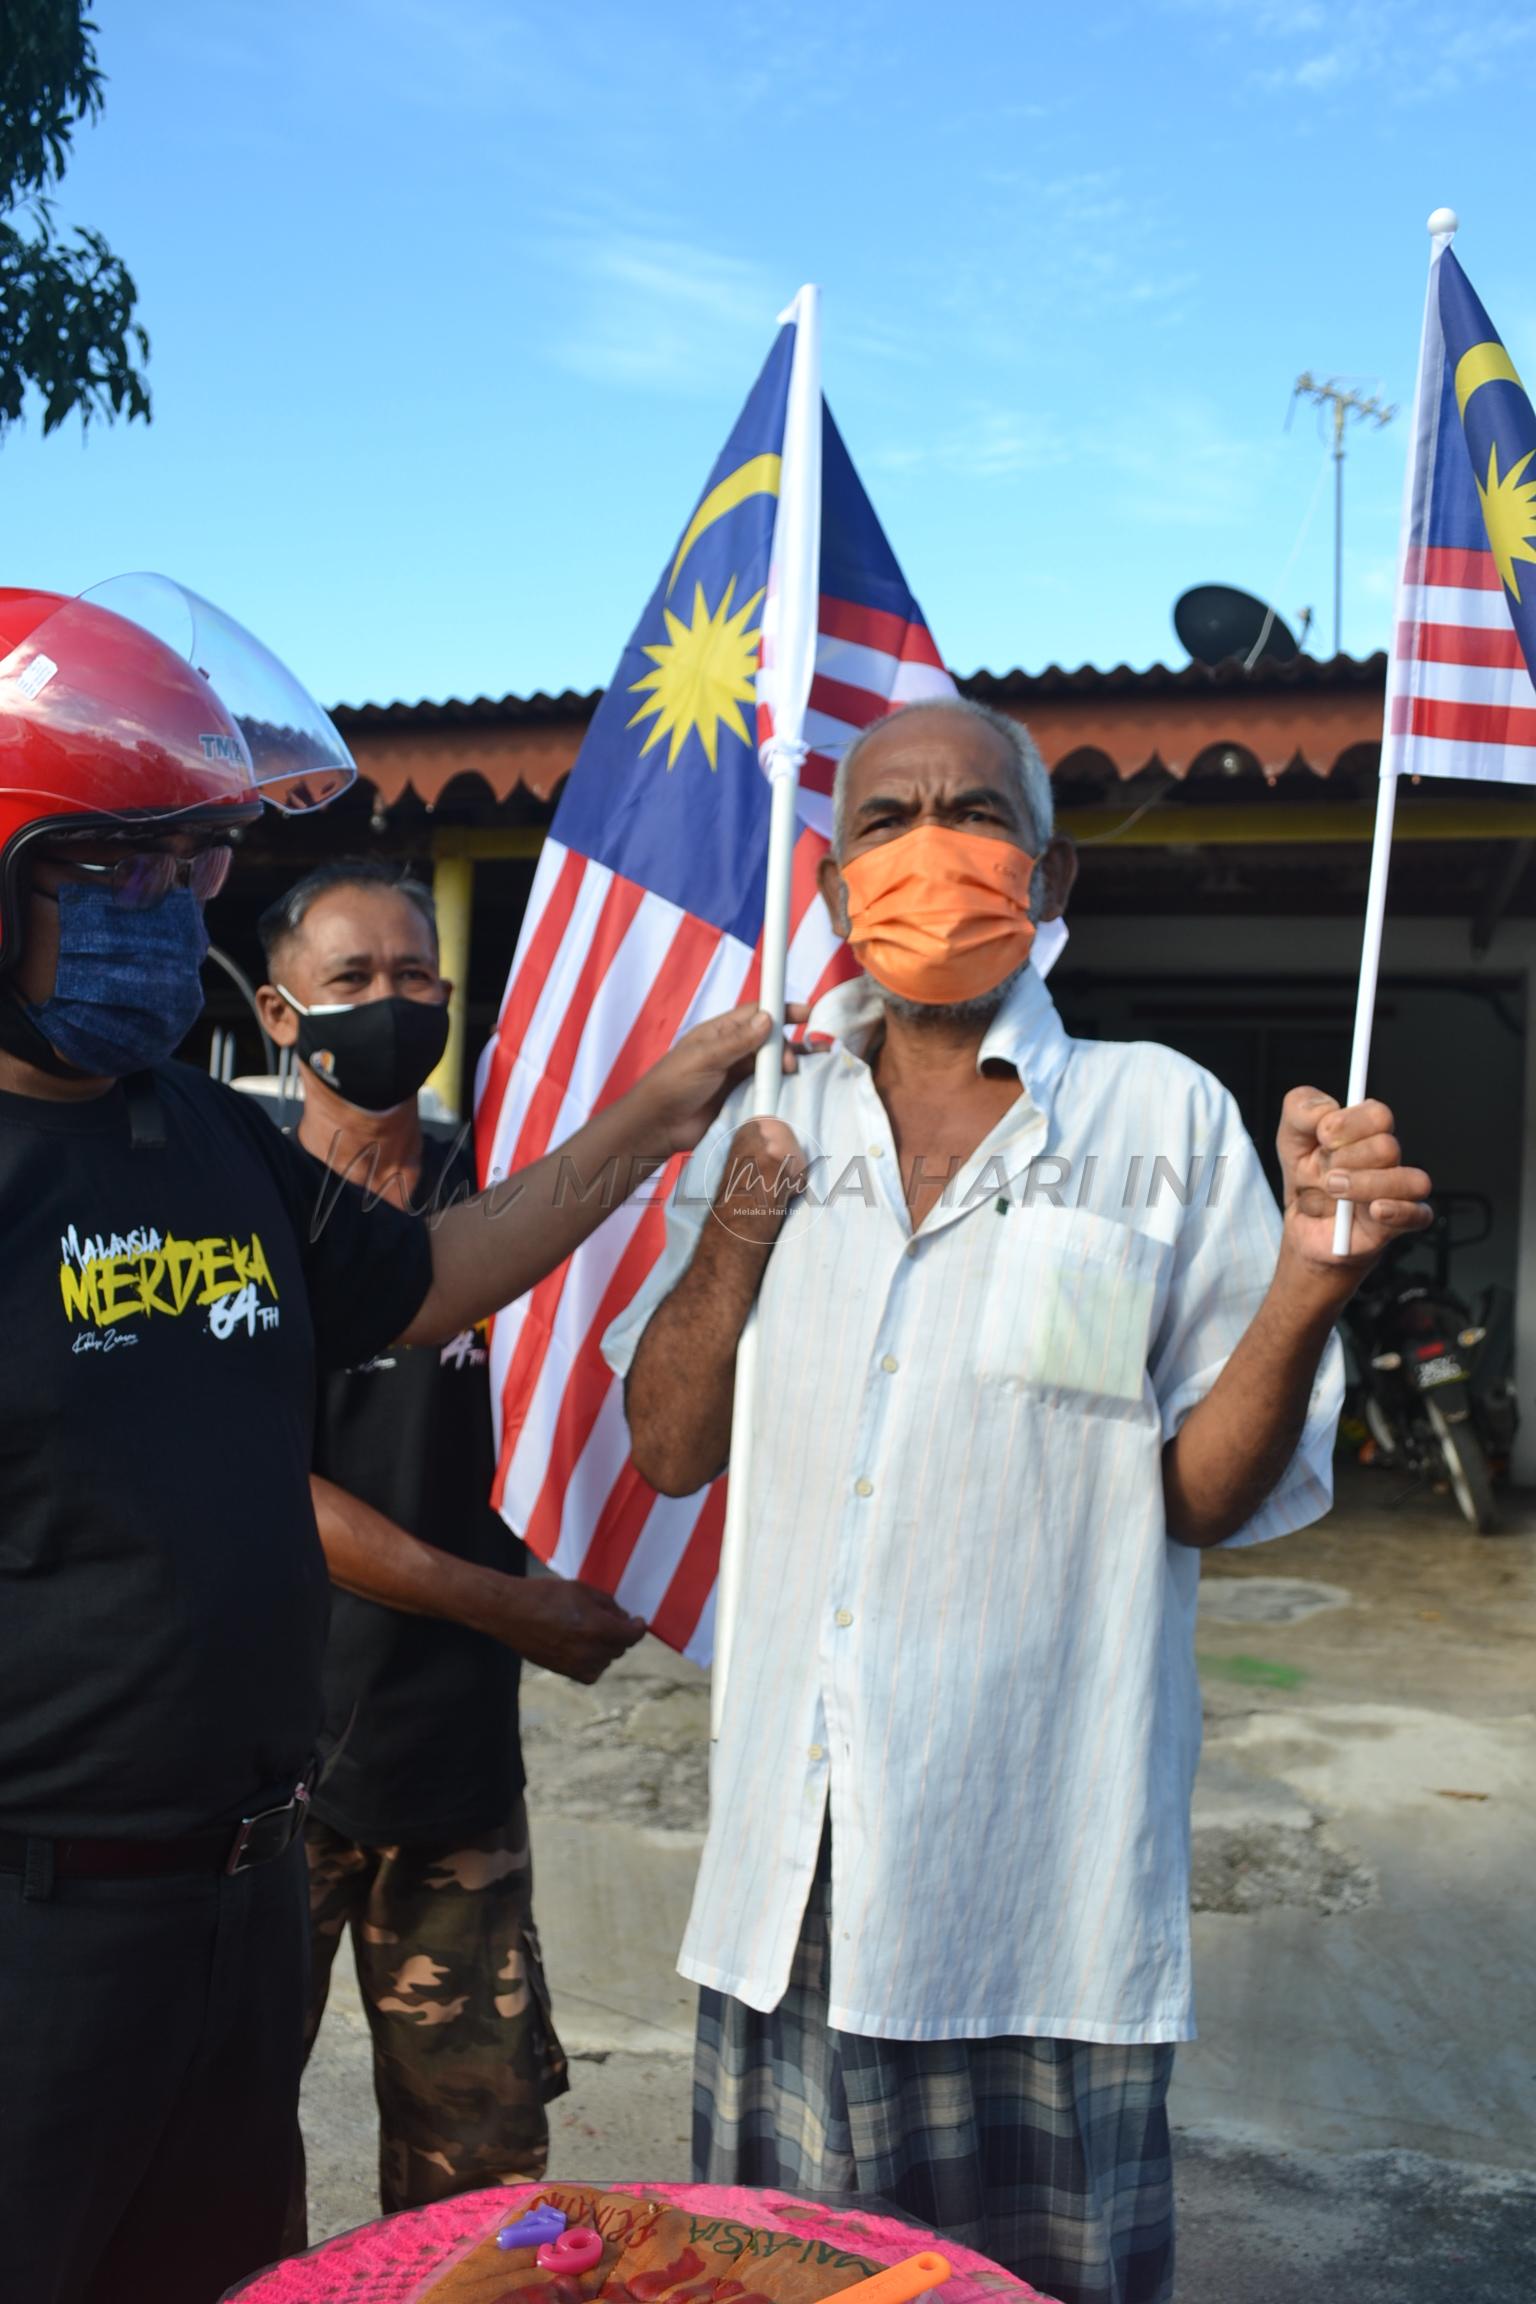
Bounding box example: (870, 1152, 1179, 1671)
(1174, 585, 1299, 668)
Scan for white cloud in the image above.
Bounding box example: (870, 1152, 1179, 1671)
(869, 394, 1288, 514)
(1124, 270, 1200, 312)
(870, 405, 1075, 481)
(922, 158, 1197, 357)
(334, 0, 579, 119)
(540, 227, 785, 395)
(531, 201, 925, 401)
(1177, 0, 1536, 100)
(1107, 403, 1283, 531)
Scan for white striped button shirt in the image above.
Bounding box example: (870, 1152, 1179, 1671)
(603, 967, 1342, 2044)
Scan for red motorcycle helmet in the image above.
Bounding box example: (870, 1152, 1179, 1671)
(0, 574, 355, 975)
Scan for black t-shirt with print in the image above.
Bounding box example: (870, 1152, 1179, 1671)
(308, 1133, 527, 1847)
(0, 1063, 433, 1840)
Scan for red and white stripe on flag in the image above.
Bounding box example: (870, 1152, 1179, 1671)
(1392, 544, 1536, 781)
(775, 594, 954, 837)
(474, 599, 953, 1663)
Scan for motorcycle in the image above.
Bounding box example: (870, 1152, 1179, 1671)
(1340, 1192, 1517, 1534)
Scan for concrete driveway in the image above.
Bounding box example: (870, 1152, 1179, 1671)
(299, 1465, 1536, 2299)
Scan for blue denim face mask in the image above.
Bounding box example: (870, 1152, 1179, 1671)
(25, 882, 210, 1076)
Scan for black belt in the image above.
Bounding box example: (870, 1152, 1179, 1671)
(0, 1778, 312, 1881)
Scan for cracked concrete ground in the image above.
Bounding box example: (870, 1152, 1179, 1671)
(300, 1466, 1536, 2299)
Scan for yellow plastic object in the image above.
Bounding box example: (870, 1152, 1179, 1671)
(833, 2251, 952, 2304)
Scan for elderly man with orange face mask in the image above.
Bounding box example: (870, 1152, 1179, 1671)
(605, 697, 1432, 2304)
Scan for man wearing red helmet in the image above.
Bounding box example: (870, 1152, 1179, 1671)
(0, 583, 776, 2304)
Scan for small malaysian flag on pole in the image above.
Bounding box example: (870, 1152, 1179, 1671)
(1391, 220, 1536, 775)
(473, 296, 958, 1663)
(1336, 210, 1536, 1253)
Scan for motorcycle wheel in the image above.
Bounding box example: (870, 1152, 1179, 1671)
(1425, 1397, 1498, 1533)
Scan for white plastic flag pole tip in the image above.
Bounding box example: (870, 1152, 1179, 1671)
(1426, 207, 1459, 238)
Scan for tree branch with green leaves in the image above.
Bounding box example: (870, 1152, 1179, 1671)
(0, 3, 150, 439)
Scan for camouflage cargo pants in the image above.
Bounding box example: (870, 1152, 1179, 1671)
(292, 1798, 568, 2231)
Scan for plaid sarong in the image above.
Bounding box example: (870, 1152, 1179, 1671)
(692, 1854, 1174, 2304)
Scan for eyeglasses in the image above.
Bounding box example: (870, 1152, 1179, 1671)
(41, 845, 233, 909)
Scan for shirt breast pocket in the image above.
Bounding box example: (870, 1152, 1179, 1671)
(973, 1207, 1169, 1417)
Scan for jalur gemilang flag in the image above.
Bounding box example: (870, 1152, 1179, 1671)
(473, 306, 955, 1663)
(1335, 216, 1536, 1258)
(1391, 231, 1536, 777)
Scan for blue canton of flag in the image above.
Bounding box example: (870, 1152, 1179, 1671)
(1391, 241, 1536, 781)
(553, 327, 793, 946)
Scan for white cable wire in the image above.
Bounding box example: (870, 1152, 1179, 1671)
(1244, 442, 1333, 669)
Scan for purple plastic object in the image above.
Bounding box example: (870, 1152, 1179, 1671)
(496, 2205, 568, 2252)
(538, 2226, 604, 2274)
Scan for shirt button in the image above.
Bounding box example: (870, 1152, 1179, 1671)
(854, 1477, 873, 1498)
(905, 1241, 918, 1258)
(869, 1143, 885, 1157)
(808, 1743, 825, 1761)
(835, 1608, 853, 1628)
(880, 1353, 899, 1373)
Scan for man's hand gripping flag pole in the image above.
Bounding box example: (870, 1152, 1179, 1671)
(1334, 211, 1460, 1257)
(712, 285, 823, 1740)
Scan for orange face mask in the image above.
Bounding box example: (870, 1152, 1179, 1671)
(838, 824, 1038, 1005)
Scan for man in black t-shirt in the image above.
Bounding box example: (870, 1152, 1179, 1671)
(0, 583, 782, 2304)
(254, 859, 646, 2226)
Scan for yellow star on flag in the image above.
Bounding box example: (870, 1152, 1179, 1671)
(1476, 439, 1536, 604)
(628, 576, 764, 771)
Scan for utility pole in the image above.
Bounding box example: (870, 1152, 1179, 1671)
(1292, 374, 1394, 655)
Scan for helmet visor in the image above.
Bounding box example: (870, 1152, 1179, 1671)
(0, 576, 355, 826)
(82, 575, 356, 814)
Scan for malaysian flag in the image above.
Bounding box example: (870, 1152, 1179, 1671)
(473, 310, 953, 1663)
(1389, 236, 1536, 777)
(1336, 223, 1536, 1255)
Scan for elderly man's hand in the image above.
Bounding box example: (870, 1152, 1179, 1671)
(706, 1117, 808, 1252)
(1277, 1087, 1433, 1277)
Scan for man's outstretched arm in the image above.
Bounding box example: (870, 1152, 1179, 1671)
(397, 1007, 781, 1347)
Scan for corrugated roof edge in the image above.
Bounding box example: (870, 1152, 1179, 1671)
(330, 685, 602, 729)
(966, 651, 1388, 699)
(330, 652, 1389, 727)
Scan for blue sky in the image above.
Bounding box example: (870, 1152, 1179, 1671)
(4, 0, 1533, 711)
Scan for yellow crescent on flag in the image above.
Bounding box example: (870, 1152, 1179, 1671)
(667, 453, 781, 592)
(1455, 340, 1525, 421)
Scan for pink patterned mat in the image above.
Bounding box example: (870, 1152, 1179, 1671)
(223, 2182, 1060, 2304)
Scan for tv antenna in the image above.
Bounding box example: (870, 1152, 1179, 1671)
(1290, 374, 1394, 656)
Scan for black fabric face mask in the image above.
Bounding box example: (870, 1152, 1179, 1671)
(277, 988, 451, 1113)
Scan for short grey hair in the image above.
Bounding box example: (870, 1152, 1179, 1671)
(830, 696, 1054, 858)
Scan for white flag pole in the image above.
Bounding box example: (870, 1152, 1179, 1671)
(711, 286, 823, 1741)
(1332, 210, 1458, 1257)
